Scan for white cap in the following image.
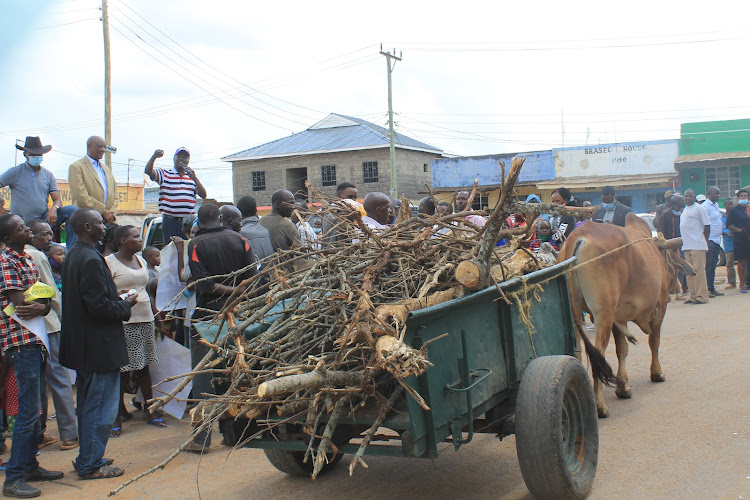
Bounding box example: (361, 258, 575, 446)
(696, 194, 707, 202)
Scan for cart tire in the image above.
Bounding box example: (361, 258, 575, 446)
(263, 448, 343, 477)
(515, 355, 598, 500)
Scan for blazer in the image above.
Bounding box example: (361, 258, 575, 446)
(59, 242, 131, 373)
(68, 156, 118, 213)
(594, 201, 633, 227)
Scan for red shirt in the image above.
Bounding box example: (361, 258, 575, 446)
(0, 248, 42, 352)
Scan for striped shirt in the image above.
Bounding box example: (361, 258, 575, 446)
(154, 166, 198, 217)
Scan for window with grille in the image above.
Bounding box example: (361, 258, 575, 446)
(471, 194, 490, 211)
(321, 165, 336, 187)
(645, 193, 661, 213)
(251, 171, 265, 191)
(362, 161, 379, 183)
(705, 166, 740, 198)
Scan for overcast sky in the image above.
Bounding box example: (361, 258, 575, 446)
(2, 0, 749, 201)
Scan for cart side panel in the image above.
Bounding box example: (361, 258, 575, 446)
(404, 289, 509, 457)
(509, 273, 577, 382)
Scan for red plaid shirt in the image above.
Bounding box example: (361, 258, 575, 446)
(0, 248, 42, 352)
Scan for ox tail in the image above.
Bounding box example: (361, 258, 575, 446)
(575, 321, 617, 388)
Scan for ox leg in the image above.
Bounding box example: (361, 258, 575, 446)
(635, 318, 666, 383)
(612, 322, 633, 399)
(593, 314, 614, 418)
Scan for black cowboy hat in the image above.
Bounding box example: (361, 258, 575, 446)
(16, 136, 52, 155)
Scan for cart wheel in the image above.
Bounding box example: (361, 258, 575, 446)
(515, 355, 598, 500)
(263, 448, 344, 477)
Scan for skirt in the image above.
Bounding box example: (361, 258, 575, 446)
(121, 322, 158, 372)
(734, 238, 750, 261)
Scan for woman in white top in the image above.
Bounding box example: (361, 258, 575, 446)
(105, 225, 166, 435)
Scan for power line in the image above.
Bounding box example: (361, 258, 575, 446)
(106, 18, 297, 132)
(396, 37, 736, 52)
(113, 0, 326, 120)
(107, 13, 309, 127)
(386, 30, 730, 46)
(402, 104, 750, 117)
(32, 18, 97, 30)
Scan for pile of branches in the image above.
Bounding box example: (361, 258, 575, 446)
(112, 157, 594, 494)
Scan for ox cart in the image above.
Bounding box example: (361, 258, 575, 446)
(214, 258, 599, 499)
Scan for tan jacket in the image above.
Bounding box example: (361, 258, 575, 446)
(68, 156, 118, 213)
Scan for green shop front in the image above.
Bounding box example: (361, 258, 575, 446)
(675, 119, 750, 206)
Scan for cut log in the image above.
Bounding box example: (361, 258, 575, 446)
(375, 335, 432, 379)
(455, 260, 481, 289)
(374, 288, 458, 325)
(257, 369, 365, 399)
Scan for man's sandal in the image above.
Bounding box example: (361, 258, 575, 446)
(79, 465, 124, 480)
(110, 427, 122, 438)
(72, 458, 113, 472)
(147, 418, 168, 428)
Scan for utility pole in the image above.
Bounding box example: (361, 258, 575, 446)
(101, 0, 112, 169)
(380, 45, 402, 200)
(126, 158, 133, 203)
(561, 108, 565, 149)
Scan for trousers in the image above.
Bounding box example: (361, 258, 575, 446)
(5, 346, 43, 483)
(44, 332, 77, 441)
(684, 250, 709, 303)
(74, 371, 119, 475)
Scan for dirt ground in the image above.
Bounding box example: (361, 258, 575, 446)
(24, 280, 750, 500)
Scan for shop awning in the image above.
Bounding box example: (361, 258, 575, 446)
(535, 173, 676, 190)
(674, 151, 750, 166)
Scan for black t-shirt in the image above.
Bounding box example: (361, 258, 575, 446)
(726, 205, 750, 242)
(187, 226, 256, 316)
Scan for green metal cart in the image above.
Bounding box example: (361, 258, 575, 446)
(219, 258, 599, 500)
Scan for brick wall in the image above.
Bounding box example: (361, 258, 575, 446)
(231, 148, 439, 205)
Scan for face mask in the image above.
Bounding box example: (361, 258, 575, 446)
(27, 156, 43, 167)
(739, 199, 749, 206)
(539, 233, 551, 242)
(602, 202, 615, 211)
(312, 227, 321, 234)
(672, 210, 682, 216)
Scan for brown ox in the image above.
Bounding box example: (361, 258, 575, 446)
(559, 213, 695, 418)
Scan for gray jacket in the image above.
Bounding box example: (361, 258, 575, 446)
(240, 216, 275, 267)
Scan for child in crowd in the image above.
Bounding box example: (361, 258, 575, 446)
(47, 244, 66, 293)
(529, 219, 560, 252)
(142, 246, 161, 281)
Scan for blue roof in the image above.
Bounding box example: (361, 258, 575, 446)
(222, 114, 442, 160)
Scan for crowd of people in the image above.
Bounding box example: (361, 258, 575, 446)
(0, 135, 745, 498)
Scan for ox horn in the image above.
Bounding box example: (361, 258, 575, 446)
(655, 235, 683, 250)
(663, 237, 683, 250)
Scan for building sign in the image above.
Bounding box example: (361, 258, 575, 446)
(554, 140, 678, 177)
(0, 181, 144, 211)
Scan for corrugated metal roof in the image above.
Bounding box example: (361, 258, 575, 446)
(222, 114, 442, 161)
(674, 151, 750, 163)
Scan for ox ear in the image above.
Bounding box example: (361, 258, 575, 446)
(671, 252, 697, 276)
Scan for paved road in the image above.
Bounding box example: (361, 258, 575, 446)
(34, 287, 750, 499)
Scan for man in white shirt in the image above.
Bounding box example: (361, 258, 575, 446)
(362, 192, 391, 230)
(703, 186, 724, 297)
(680, 188, 711, 304)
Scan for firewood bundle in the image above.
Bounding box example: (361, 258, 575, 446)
(142, 157, 595, 483)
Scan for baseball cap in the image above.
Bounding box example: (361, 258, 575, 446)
(696, 194, 706, 202)
(174, 147, 190, 157)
